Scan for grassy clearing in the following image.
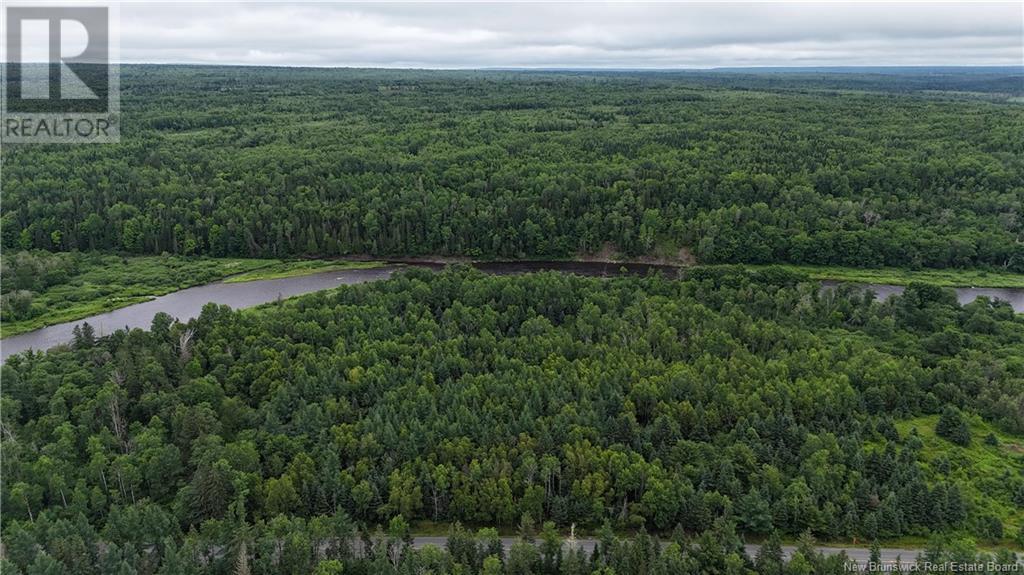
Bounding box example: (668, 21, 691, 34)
(223, 260, 384, 283)
(741, 264, 1024, 288)
(1, 295, 156, 339)
(892, 415, 1024, 544)
(1, 255, 278, 338)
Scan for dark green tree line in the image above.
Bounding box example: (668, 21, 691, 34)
(3, 67, 1022, 269)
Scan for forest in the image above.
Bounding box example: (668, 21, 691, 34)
(3, 266, 1024, 573)
(2, 66, 1023, 270)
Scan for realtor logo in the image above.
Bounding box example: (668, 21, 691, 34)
(3, 5, 120, 143)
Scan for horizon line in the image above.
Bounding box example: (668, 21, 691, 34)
(12, 62, 1023, 72)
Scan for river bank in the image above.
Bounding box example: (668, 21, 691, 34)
(5, 252, 1022, 341)
(3, 260, 1023, 363)
(338, 255, 1024, 289)
(0, 255, 276, 339)
(0, 257, 383, 339)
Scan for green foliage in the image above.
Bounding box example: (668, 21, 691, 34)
(221, 260, 383, 283)
(739, 264, 1024, 289)
(3, 267, 1023, 575)
(4, 67, 1023, 272)
(937, 407, 972, 446)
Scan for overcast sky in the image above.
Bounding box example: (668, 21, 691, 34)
(105, 2, 1023, 68)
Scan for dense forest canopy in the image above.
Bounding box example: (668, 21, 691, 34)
(3, 66, 1023, 269)
(3, 266, 1024, 573)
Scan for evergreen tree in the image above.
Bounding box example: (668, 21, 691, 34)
(233, 541, 250, 575)
(936, 407, 971, 446)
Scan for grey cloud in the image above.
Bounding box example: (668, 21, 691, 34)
(115, 2, 1024, 68)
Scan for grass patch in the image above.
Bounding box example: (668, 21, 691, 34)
(891, 415, 1024, 544)
(741, 264, 1024, 289)
(0, 296, 156, 338)
(223, 260, 384, 283)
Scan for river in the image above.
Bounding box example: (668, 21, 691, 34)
(2, 262, 1021, 362)
(820, 280, 1024, 311)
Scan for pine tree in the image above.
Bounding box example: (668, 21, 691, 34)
(755, 531, 784, 575)
(936, 407, 970, 446)
(233, 541, 250, 575)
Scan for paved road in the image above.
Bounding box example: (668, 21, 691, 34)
(409, 536, 924, 568)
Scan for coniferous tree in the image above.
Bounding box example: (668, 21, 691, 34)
(936, 407, 971, 446)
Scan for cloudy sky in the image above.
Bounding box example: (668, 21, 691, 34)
(106, 2, 1024, 68)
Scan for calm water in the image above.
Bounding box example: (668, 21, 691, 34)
(2, 262, 1021, 362)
